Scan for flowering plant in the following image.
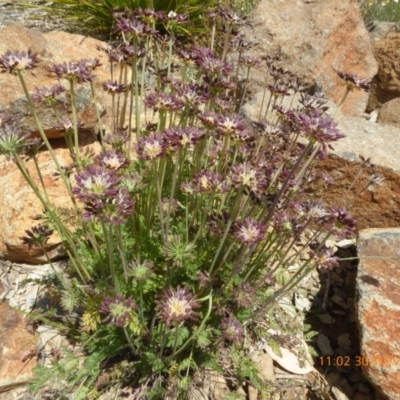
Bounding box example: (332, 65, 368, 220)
(0, 5, 362, 398)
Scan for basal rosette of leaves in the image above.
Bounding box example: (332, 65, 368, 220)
(0, 6, 364, 398)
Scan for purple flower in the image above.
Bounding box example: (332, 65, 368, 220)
(135, 133, 166, 160)
(215, 5, 248, 26)
(174, 83, 210, 108)
(295, 109, 345, 148)
(82, 187, 135, 225)
(78, 58, 102, 71)
(20, 224, 54, 249)
(163, 127, 204, 151)
(239, 55, 261, 69)
(221, 315, 244, 343)
(0, 48, 40, 74)
(100, 294, 138, 328)
(95, 150, 129, 170)
(157, 285, 200, 325)
(144, 92, 184, 112)
(326, 207, 356, 239)
(233, 282, 257, 308)
(116, 17, 157, 37)
(336, 71, 370, 92)
(99, 45, 127, 64)
(198, 111, 221, 130)
(48, 61, 95, 83)
(73, 165, 120, 201)
(31, 84, 66, 104)
(268, 84, 290, 97)
(193, 170, 230, 193)
(165, 10, 188, 23)
(215, 114, 247, 136)
(102, 80, 127, 94)
(235, 218, 266, 245)
(119, 43, 147, 61)
(309, 243, 340, 273)
(229, 163, 266, 194)
(133, 8, 165, 25)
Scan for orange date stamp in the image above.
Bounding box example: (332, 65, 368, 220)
(318, 355, 400, 367)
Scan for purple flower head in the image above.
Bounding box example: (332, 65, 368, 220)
(157, 285, 200, 325)
(165, 10, 188, 23)
(215, 98, 235, 114)
(95, 150, 129, 170)
(203, 75, 234, 92)
(100, 44, 127, 64)
(115, 16, 157, 37)
(235, 218, 266, 245)
(100, 293, 137, 328)
(163, 127, 204, 152)
(20, 224, 54, 249)
(268, 84, 290, 97)
(82, 187, 135, 225)
(31, 84, 66, 105)
(336, 70, 370, 92)
(298, 93, 329, 113)
(198, 54, 233, 77)
(180, 181, 197, 195)
(233, 282, 257, 308)
(215, 5, 248, 26)
(229, 163, 266, 194)
(305, 199, 328, 221)
(215, 114, 248, 136)
(120, 43, 147, 62)
(239, 55, 261, 69)
(326, 207, 356, 239)
(230, 35, 257, 51)
(175, 49, 197, 66)
(57, 118, 84, 135)
(73, 165, 120, 201)
(102, 80, 127, 94)
(174, 83, 210, 108)
(194, 170, 230, 193)
(0, 48, 40, 74)
(133, 8, 165, 25)
(144, 91, 184, 112)
(48, 61, 95, 83)
(309, 242, 340, 273)
(295, 109, 345, 148)
(135, 133, 166, 160)
(198, 111, 221, 130)
(78, 58, 102, 71)
(221, 315, 244, 343)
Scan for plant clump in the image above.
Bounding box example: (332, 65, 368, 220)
(0, 4, 366, 398)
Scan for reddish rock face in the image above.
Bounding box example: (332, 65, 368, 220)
(356, 228, 400, 400)
(0, 298, 38, 387)
(241, 0, 377, 116)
